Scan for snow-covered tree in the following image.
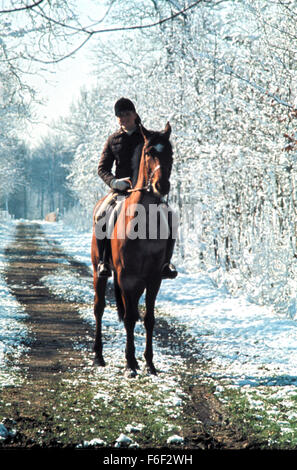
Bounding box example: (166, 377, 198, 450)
(47, 0, 297, 316)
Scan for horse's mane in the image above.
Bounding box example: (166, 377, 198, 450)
(131, 142, 143, 187)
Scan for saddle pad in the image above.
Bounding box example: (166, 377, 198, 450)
(94, 193, 118, 224)
(95, 194, 126, 239)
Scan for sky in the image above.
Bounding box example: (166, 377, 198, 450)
(24, 0, 106, 145)
(26, 47, 97, 144)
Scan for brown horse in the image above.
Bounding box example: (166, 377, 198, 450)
(91, 122, 174, 376)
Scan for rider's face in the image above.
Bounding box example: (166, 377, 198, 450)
(117, 111, 137, 131)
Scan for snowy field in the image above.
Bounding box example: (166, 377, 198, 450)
(2, 219, 297, 442)
(41, 219, 297, 389)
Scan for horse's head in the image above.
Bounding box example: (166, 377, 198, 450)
(140, 122, 173, 197)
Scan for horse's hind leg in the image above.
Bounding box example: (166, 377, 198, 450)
(144, 278, 162, 375)
(93, 273, 108, 366)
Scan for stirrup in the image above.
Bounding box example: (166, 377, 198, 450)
(97, 262, 112, 278)
(161, 263, 178, 279)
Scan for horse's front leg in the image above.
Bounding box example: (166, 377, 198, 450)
(121, 286, 142, 377)
(124, 316, 139, 377)
(144, 278, 162, 375)
(93, 273, 108, 366)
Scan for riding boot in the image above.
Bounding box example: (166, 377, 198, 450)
(161, 236, 178, 279)
(96, 238, 111, 278)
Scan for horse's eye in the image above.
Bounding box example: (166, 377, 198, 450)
(153, 144, 164, 153)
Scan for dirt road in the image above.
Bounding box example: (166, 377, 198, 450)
(0, 222, 250, 452)
(4, 223, 94, 380)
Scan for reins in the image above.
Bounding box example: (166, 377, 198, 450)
(127, 163, 160, 193)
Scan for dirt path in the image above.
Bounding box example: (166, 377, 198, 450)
(4, 223, 94, 383)
(0, 222, 250, 451)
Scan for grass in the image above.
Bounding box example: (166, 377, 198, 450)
(0, 357, 188, 448)
(4, 348, 297, 449)
(2, 301, 297, 449)
(216, 383, 297, 449)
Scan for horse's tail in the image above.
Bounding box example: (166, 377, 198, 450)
(114, 272, 125, 321)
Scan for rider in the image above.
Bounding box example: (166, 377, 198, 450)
(97, 97, 177, 279)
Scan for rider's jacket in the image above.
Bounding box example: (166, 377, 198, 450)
(98, 127, 145, 188)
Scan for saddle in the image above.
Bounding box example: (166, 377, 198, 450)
(94, 192, 126, 240)
(94, 191, 174, 241)
(94, 191, 177, 279)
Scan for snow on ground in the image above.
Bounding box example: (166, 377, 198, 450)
(42, 220, 297, 389)
(159, 276, 297, 387)
(0, 220, 28, 387)
(3, 218, 297, 439)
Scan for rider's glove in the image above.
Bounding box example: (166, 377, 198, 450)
(110, 177, 131, 191)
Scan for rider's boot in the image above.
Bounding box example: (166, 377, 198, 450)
(161, 237, 177, 279)
(97, 262, 112, 278)
(96, 238, 112, 278)
(161, 262, 178, 279)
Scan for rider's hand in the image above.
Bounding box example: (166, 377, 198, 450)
(110, 177, 131, 191)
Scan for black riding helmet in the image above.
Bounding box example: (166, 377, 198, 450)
(114, 97, 136, 116)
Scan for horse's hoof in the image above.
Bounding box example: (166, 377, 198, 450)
(93, 356, 106, 367)
(144, 362, 157, 375)
(124, 368, 137, 379)
(146, 364, 157, 375)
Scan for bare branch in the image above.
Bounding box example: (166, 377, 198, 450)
(224, 64, 293, 109)
(203, 51, 293, 110)
(31, 0, 205, 36)
(19, 0, 206, 65)
(0, 0, 45, 14)
(25, 33, 94, 64)
(83, 0, 205, 33)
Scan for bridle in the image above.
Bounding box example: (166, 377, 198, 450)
(127, 157, 161, 193)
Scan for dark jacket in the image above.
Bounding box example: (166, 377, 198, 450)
(98, 127, 144, 188)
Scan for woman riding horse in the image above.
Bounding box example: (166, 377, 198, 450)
(92, 116, 177, 375)
(97, 97, 177, 279)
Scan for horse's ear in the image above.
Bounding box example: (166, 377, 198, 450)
(163, 122, 171, 139)
(139, 124, 150, 143)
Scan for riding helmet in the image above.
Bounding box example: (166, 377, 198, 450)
(114, 97, 136, 116)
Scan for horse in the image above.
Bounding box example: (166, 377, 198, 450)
(91, 122, 174, 376)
